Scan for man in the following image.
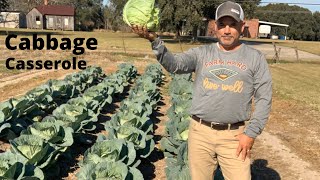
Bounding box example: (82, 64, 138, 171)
(132, 1, 272, 180)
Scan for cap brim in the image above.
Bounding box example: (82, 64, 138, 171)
(217, 14, 241, 22)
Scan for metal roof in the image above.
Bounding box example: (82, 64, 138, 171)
(258, 20, 289, 27)
(35, 5, 75, 16)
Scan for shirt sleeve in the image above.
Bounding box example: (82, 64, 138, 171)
(244, 54, 273, 138)
(150, 37, 198, 74)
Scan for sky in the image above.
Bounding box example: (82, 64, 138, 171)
(103, 0, 320, 12)
(259, 0, 320, 12)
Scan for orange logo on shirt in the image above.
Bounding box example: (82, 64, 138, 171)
(209, 68, 238, 81)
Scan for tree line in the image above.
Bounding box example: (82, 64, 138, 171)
(255, 4, 320, 41)
(0, 0, 319, 41)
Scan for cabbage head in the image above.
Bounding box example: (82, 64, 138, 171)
(0, 152, 44, 180)
(81, 139, 136, 167)
(123, 0, 160, 31)
(76, 161, 143, 180)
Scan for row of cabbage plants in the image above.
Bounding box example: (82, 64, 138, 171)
(75, 64, 165, 180)
(161, 73, 224, 180)
(0, 67, 104, 140)
(160, 73, 193, 180)
(0, 63, 138, 180)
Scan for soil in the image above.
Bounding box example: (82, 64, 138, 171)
(0, 53, 319, 179)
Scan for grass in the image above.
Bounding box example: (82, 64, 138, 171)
(270, 63, 320, 111)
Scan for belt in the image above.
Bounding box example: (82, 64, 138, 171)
(191, 115, 245, 130)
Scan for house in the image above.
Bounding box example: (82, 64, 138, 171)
(0, 11, 26, 28)
(26, 1, 75, 30)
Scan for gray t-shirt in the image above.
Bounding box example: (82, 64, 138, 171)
(151, 39, 272, 138)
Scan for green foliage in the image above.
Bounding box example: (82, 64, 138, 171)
(117, 63, 138, 80)
(104, 0, 127, 30)
(21, 121, 74, 148)
(0, 0, 8, 11)
(81, 139, 137, 167)
(255, 4, 317, 40)
(82, 85, 114, 113)
(0, 63, 140, 179)
(160, 116, 190, 155)
(107, 101, 153, 134)
(51, 103, 98, 133)
(76, 161, 143, 180)
(74, 64, 162, 180)
(313, 11, 320, 40)
(10, 135, 63, 169)
(0, 66, 104, 140)
(0, 151, 44, 180)
(103, 125, 155, 159)
(165, 142, 190, 180)
(158, 0, 208, 35)
(160, 74, 193, 156)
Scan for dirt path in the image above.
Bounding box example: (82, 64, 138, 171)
(152, 75, 171, 180)
(0, 70, 60, 88)
(245, 42, 320, 62)
(252, 131, 320, 180)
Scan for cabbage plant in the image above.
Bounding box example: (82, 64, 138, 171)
(0, 151, 44, 180)
(21, 121, 73, 147)
(76, 161, 143, 180)
(165, 142, 190, 180)
(106, 99, 154, 134)
(82, 85, 114, 113)
(81, 139, 137, 167)
(117, 63, 138, 80)
(47, 79, 75, 104)
(104, 125, 155, 159)
(52, 103, 98, 132)
(10, 135, 63, 168)
(160, 118, 190, 156)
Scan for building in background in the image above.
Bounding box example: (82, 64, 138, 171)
(0, 11, 26, 28)
(207, 19, 289, 40)
(26, 0, 75, 31)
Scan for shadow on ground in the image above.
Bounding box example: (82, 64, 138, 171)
(213, 159, 280, 180)
(251, 159, 281, 180)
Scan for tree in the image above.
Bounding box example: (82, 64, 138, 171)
(7, 0, 43, 13)
(255, 4, 315, 40)
(73, 0, 104, 30)
(158, 0, 217, 39)
(104, 0, 127, 31)
(238, 0, 260, 19)
(0, 0, 8, 11)
(313, 11, 320, 41)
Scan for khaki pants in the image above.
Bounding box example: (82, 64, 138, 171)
(188, 119, 251, 180)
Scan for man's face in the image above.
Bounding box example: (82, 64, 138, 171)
(215, 16, 244, 48)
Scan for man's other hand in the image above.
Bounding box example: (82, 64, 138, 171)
(235, 133, 255, 161)
(131, 25, 157, 42)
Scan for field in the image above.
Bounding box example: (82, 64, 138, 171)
(0, 29, 319, 180)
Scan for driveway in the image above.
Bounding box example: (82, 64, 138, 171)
(243, 41, 320, 62)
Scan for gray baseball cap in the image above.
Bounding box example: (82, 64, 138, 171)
(215, 1, 244, 22)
